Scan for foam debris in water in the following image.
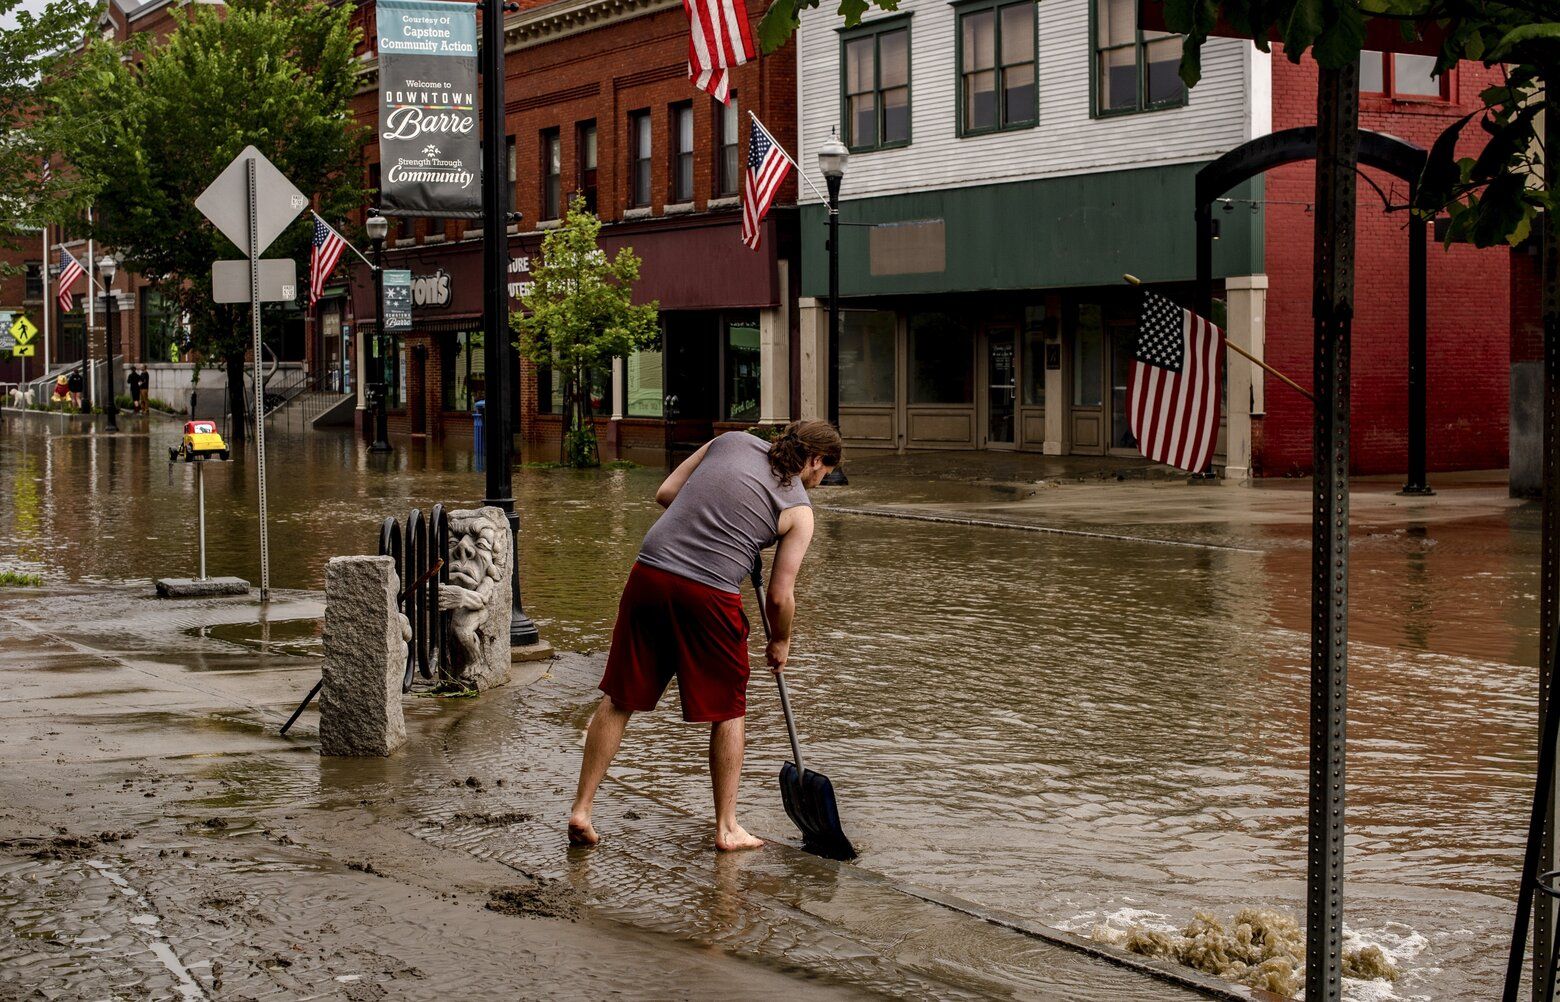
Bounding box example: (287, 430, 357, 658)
(1089, 908, 1399, 996)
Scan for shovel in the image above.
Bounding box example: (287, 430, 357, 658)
(750, 555, 857, 861)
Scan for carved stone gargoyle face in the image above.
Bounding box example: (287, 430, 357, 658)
(447, 517, 501, 594)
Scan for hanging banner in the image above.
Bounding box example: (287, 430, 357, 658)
(383, 269, 414, 332)
(376, 0, 480, 214)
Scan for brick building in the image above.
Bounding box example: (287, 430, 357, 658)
(1255, 49, 1513, 477)
(342, 0, 800, 462)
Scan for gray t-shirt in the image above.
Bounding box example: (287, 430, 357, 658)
(637, 432, 811, 593)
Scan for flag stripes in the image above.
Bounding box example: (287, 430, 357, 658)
(683, 0, 755, 103)
(310, 216, 348, 306)
(1127, 291, 1223, 474)
(741, 117, 791, 250)
(57, 248, 85, 314)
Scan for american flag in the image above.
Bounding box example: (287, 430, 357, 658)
(683, 0, 754, 103)
(741, 116, 791, 251)
(1127, 290, 1223, 473)
(57, 248, 85, 313)
(309, 215, 347, 305)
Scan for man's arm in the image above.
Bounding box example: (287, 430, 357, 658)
(764, 505, 815, 672)
(655, 439, 713, 508)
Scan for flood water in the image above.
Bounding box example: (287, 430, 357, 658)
(0, 414, 1539, 1000)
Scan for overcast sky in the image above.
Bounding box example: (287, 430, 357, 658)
(2, 0, 79, 31)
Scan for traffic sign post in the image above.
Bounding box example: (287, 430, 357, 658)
(196, 145, 306, 603)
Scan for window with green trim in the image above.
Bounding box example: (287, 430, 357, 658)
(959, 1, 1036, 135)
(841, 22, 910, 151)
(1093, 0, 1184, 115)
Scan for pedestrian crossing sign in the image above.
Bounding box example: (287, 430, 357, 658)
(9, 315, 37, 345)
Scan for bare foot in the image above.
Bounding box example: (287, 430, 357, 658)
(715, 824, 764, 852)
(567, 815, 599, 847)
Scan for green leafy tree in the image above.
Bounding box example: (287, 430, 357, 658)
(514, 195, 660, 468)
(0, 0, 94, 266)
(1159, 0, 1555, 248)
(51, 0, 365, 445)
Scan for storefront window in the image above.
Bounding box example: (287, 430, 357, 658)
(370, 334, 403, 408)
(57, 313, 85, 364)
(140, 289, 179, 365)
(724, 317, 760, 421)
(1073, 304, 1103, 406)
(1110, 325, 1136, 448)
(443, 329, 485, 412)
(841, 311, 895, 405)
(908, 312, 974, 404)
(627, 349, 663, 417)
(1021, 305, 1047, 406)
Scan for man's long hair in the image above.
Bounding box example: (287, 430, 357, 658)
(767, 420, 843, 488)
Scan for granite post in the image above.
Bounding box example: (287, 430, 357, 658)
(320, 555, 409, 757)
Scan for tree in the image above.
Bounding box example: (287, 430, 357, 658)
(0, 0, 94, 265)
(51, 0, 365, 445)
(513, 195, 660, 468)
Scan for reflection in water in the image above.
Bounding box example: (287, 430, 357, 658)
(0, 419, 1539, 999)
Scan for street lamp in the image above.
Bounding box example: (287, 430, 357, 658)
(99, 253, 119, 433)
(817, 129, 849, 486)
(365, 213, 391, 453)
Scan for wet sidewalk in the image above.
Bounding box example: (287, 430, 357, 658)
(817, 450, 1523, 551)
(0, 583, 1259, 1001)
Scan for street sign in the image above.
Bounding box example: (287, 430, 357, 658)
(383, 269, 413, 332)
(212, 259, 298, 304)
(11, 345, 34, 357)
(10, 315, 37, 344)
(195, 145, 308, 257)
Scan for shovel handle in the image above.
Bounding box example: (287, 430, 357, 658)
(750, 556, 806, 775)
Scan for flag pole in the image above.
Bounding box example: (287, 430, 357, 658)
(1123, 273, 1314, 403)
(41, 223, 50, 376)
(749, 111, 831, 205)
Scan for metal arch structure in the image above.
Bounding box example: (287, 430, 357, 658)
(1193, 126, 1433, 495)
(1190, 105, 1426, 1002)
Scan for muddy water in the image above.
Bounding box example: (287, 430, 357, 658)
(0, 417, 1538, 1000)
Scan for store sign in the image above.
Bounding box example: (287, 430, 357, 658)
(411, 269, 451, 308)
(376, 1, 480, 215)
(507, 256, 533, 304)
(383, 269, 413, 332)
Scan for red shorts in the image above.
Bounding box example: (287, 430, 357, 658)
(599, 562, 751, 722)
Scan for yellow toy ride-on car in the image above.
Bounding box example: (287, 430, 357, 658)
(170, 420, 230, 462)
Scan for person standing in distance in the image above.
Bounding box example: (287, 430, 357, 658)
(568, 420, 843, 851)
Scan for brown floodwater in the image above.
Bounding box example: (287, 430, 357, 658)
(0, 413, 1540, 1000)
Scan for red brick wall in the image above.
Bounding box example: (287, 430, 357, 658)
(1256, 50, 1512, 476)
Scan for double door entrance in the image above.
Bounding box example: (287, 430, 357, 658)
(1066, 305, 1139, 456)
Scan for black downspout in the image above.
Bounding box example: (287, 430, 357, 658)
(1402, 186, 1432, 495)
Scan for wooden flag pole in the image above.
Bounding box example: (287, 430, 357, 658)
(1123, 274, 1314, 403)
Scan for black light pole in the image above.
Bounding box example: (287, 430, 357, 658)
(480, 0, 540, 647)
(99, 254, 119, 432)
(818, 130, 849, 486)
(366, 214, 391, 453)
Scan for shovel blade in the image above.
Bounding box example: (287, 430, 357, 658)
(780, 760, 857, 861)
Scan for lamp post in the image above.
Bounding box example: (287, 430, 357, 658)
(99, 253, 119, 433)
(365, 213, 391, 453)
(818, 130, 849, 486)
(480, 0, 541, 647)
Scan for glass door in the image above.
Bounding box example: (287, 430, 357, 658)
(1108, 323, 1138, 453)
(984, 326, 1017, 448)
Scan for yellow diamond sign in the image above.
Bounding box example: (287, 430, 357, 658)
(9, 315, 37, 345)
